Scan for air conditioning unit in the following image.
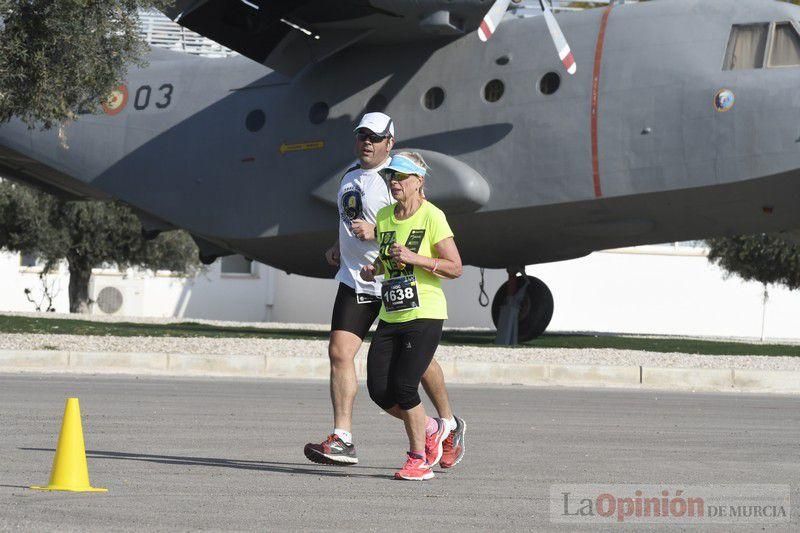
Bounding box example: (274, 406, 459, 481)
(90, 276, 144, 316)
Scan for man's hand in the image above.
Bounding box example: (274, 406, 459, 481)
(360, 263, 377, 282)
(351, 219, 375, 241)
(325, 244, 340, 266)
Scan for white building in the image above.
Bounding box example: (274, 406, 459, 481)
(0, 254, 274, 322)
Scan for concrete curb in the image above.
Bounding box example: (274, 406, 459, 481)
(0, 350, 799, 394)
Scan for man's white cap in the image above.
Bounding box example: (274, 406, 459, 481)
(354, 112, 395, 138)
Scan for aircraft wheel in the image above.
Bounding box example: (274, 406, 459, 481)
(491, 275, 554, 341)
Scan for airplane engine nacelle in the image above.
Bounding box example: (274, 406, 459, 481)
(405, 149, 491, 214)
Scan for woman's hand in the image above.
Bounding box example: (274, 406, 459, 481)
(389, 243, 419, 267)
(360, 263, 377, 282)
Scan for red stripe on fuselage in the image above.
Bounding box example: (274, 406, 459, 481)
(480, 20, 493, 39)
(563, 51, 575, 70)
(591, 4, 614, 198)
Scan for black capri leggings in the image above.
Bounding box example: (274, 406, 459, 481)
(367, 319, 444, 411)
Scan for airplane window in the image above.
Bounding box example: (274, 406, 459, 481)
(366, 94, 388, 113)
(245, 109, 265, 132)
(539, 72, 560, 95)
(484, 79, 504, 103)
(769, 22, 800, 67)
(723, 23, 768, 70)
(423, 87, 445, 110)
(496, 55, 511, 66)
(308, 102, 329, 124)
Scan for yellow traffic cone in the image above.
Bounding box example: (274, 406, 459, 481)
(31, 398, 107, 493)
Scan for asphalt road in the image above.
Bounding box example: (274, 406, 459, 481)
(0, 374, 798, 531)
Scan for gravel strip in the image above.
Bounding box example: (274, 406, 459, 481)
(2, 333, 800, 371)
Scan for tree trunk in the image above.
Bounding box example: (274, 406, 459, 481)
(67, 256, 93, 313)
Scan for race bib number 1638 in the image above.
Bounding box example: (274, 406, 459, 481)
(381, 275, 420, 313)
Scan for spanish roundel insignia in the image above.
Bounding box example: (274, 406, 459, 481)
(714, 89, 735, 112)
(102, 85, 128, 116)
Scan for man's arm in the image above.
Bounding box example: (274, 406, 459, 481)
(325, 239, 340, 266)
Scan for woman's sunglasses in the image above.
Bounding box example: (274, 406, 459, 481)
(387, 172, 416, 182)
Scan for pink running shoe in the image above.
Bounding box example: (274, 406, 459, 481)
(394, 452, 434, 481)
(440, 416, 466, 469)
(425, 418, 447, 467)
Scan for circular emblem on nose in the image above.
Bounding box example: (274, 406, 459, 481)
(102, 84, 128, 116)
(714, 89, 735, 112)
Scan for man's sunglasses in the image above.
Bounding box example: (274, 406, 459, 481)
(356, 132, 388, 143)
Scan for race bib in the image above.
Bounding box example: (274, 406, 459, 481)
(381, 275, 420, 313)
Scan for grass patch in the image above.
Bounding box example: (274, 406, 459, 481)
(1, 314, 798, 356)
(0, 315, 329, 341)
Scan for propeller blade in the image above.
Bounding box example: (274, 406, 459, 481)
(478, 0, 513, 42)
(540, 0, 577, 75)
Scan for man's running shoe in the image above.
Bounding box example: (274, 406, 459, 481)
(394, 452, 434, 481)
(425, 417, 447, 467)
(304, 434, 358, 465)
(440, 416, 466, 469)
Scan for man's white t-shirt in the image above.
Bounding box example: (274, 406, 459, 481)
(336, 158, 393, 297)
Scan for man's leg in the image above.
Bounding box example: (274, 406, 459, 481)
(329, 329, 363, 432)
(421, 360, 467, 469)
(420, 359, 453, 420)
(304, 284, 378, 466)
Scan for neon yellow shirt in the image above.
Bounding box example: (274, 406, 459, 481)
(375, 200, 454, 323)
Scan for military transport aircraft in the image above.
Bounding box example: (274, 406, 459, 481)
(2, 0, 800, 340)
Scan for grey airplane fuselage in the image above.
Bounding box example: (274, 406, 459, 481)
(2, 0, 800, 278)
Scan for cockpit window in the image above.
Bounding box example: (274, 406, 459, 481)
(768, 22, 800, 67)
(723, 23, 769, 70)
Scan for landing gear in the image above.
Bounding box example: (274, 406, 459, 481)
(491, 274, 554, 342)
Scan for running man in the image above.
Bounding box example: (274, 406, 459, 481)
(304, 113, 465, 468)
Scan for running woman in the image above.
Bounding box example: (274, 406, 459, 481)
(360, 152, 464, 481)
(304, 115, 465, 468)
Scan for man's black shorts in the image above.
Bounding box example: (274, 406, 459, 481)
(331, 283, 381, 339)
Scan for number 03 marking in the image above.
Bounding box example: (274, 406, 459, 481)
(130, 83, 174, 111)
(156, 83, 173, 109)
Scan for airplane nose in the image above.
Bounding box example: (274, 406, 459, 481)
(0, 119, 109, 200)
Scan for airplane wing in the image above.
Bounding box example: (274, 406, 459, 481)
(162, 0, 490, 76)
